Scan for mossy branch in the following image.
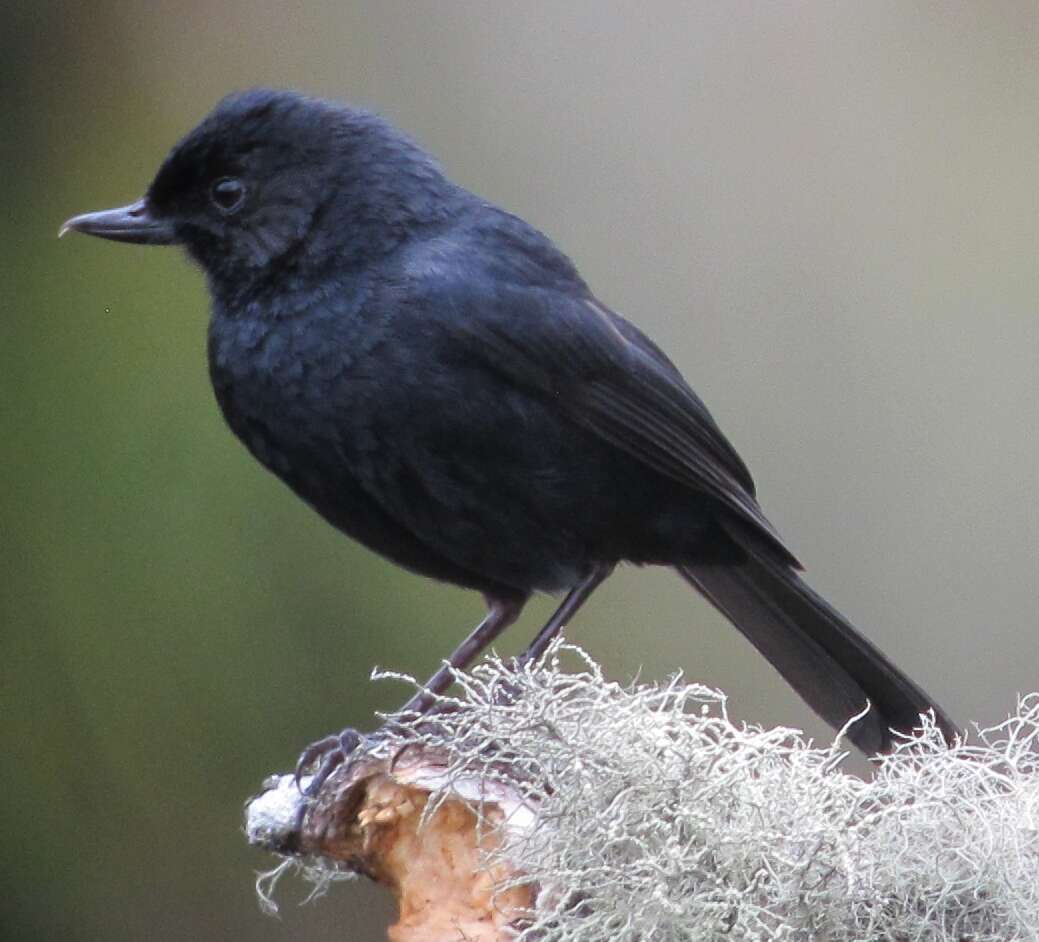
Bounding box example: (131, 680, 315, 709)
(246, 642, 1039, 941)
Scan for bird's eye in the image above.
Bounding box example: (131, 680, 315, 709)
(210, 177, 246, 214)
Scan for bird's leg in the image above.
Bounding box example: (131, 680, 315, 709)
(296, 567, 612, 794)
(398, 595, 528, 716)
(295, 595, 526, 794)
(514, 563, 614, 667)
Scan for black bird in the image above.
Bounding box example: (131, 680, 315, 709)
(62, 88, 958, 786)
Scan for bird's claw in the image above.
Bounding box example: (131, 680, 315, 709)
(295, 727, 366, 796)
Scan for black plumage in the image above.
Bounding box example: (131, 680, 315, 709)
(62, 89, 958, 784)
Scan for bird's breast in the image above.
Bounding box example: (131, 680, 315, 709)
(206, 306, 360, 485)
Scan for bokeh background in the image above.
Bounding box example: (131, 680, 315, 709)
(6, 2, 1039, 939)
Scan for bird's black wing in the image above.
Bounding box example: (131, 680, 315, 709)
(436, 281, 797, 565)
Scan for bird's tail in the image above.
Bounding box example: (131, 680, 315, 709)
(678, 533, 958, 755)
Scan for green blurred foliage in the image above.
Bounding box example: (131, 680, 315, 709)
(6, 2, 1039, 939)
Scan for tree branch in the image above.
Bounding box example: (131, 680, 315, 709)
(246, 642, 1039, 941)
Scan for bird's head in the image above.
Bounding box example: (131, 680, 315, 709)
(62, 88, 455, 293)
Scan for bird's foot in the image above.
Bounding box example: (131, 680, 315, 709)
(295, 726, 375, 796)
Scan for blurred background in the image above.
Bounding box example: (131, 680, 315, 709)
(5, 1, 1039, 938)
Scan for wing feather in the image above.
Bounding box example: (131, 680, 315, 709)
(442, 285, 794, 560)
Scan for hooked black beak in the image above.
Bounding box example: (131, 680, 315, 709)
(59, 199, 179, 245)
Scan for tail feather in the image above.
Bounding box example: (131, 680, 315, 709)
(679, 549, 958, 755)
